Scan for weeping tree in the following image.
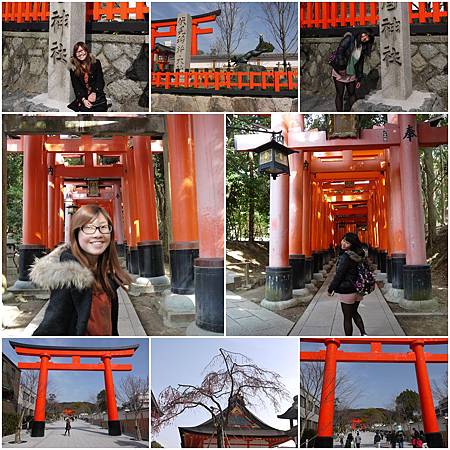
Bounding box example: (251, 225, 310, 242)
(153, 348, 290, 448)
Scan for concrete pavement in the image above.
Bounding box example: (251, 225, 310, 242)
(2, 419, 148, 448)
(289, 267, 405, 336)
(334, 431, 412, 448)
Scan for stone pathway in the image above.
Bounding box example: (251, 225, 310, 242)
(2, 420, 148, 448)
(226, 290, 295, 336)
(289, 268, 405, 336)
(334, 431, 413, 448)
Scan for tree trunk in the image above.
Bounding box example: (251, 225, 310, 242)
(134, 414, 142, 441)
(15, 409, 26, 443)
(216, 421, 225, 448)
(248, 153, 254, 242)
(423, 149, 437, 252)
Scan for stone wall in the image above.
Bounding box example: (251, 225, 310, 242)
(151, 93, 298, 112)
(3, 31, 148, 111)
(301, 35, 448, 102)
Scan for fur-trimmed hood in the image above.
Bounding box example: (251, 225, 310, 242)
(345, 249, 364, 263)
(29, 244, 94, 290)
(67, 53, 97, 72)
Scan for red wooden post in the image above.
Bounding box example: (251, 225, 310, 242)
(315, 339, 340, 447)
(32, 354, 50, 436)
(102, 355, 121, 436)
(410, 341, 444, 447)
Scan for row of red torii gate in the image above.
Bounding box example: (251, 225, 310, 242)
(236, 114, 448, 311)
(5, 114, 224, 334)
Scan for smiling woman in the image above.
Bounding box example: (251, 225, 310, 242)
(29, 205, 132, 336)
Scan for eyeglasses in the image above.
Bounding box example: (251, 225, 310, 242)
(76, 50, 87, 56)
(80, 224, 112, 235)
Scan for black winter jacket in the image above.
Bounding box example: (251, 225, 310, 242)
(29, 244, 119, 336)
(328, 249, 365, 294)
(331, 32, 365, 81)
(68, 56, 107, 112)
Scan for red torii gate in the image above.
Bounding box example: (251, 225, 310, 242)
(10, 341, 138, 437)
(300, 338, 448, 448)
(151, 9, 220, 56)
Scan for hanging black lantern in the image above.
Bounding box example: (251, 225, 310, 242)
(252, 133, 297, 179)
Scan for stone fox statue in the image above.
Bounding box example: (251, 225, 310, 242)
(231, 35, 275, 65)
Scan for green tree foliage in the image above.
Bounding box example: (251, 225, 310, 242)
(395, 389, 420, 422)
(96, 390, 107, 412)
(226, 115, 270, 241)
(7, 153, 23, 242)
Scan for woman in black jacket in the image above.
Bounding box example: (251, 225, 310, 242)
(328, 232, 367, 336)
(67, 41, 108, 112)
(330, 29, 374, 111)
(30, 205, 131, 336)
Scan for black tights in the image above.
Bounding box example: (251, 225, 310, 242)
(341, 301, 366, 336)
(334, 78, 357, 112)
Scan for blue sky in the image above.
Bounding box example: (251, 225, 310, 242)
(3, 338, 148, 405)
(151, 338, 299, 448)
(301, 342, 448, 409)
(151, 2, 299, 54)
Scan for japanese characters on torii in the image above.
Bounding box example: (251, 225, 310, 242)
(379, 2, 413, 100)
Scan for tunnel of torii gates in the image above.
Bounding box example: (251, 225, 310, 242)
(6, 115, 224, 334)
(10, 340, 139, 437)
(300, 338, 448, 448)
(235, 114, 448, 310)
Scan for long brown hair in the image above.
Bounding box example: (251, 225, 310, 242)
(71, 41, 93, 77)
(70, 205, 131, 298)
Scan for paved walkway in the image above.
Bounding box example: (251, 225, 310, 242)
(2, 420, 148, 448)
(226, 290, 294, 336)
(3, 287, 146, 337)
(333, 431, 412, 448)
(289, 267, 405, 336)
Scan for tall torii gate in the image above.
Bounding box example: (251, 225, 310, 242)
(301, 338, 447, 448)
(10, 341, 139, 437)
(235, 114, 448, 311)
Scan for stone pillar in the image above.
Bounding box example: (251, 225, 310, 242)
(398, 115, 435, 309)
(190, 115, 224, 335)
(380, 1, 412, 100)
(48, 2, 86, 103)
(174, 13, 192, 72)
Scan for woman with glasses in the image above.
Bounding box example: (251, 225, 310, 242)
(67, 41, 108, 112)
(30, 205, 131, 335)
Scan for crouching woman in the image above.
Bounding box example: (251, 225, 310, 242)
(30, 205, 131, 336)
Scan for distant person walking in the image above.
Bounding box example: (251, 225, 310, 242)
(355, 431, 362, 448)
(328, 233, 372, 336)
(389, 430, 397, 448)
(374, 431, 382, 447)
(64, 418, 71, 436)
(345, 432, 354, 448)
(397, 430, 404, 448)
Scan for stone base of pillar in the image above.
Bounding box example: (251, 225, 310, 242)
(31, 421, 45, 437)
(292, 288, 313, 303)
(379, 250, 387, 273)
(323, 263, 331, 272)
(130, 246, 140, 275)
(319, 269, 327, 277)
(313, 272, 324, 282)
(289, 254, 305, 290)
(305, 282, 318, 294)
(264, 266, 293, 302)
(108, 420, 121, 436)
(195, 258, 224, 334)
(403, 265, 432, 300)
(424, 432, 444, 448)
(312, 252, 320, 273)
(170, 245, 199, 295)
(375, 272, 387, 282)
(383, 284, 405, 304)
(132, 275, 170, 294)
(391, 253, 406, 289)
(261, 296, 301, 311)
(314, 436, 333, 448)
(159, 291, 195, 328)
(115, 242, 126, 257)
(399, 297, 439, 311)
(18, 244, 46, 282)
(137, 240, 165, 278)
(304, 257, 313, 283)
(387, 256, 392, 283)
(186, 321, 223, 336)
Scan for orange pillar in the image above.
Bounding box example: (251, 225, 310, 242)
(191, 23, 198, 55)
(262, 113, 293, 308)
(166, 115, 199, 295)
(302, 152, 313, 283)
(315, 339, 340, 447)
(410, 341, 443, 447)
(398, 115, 432, 303)
(102, 355, 121, 436)
(131, 136, 166, 280)
(31, 354, 50, 437)
(191, 115, 224, 332)
(16, 135, 47, 285)
(288, 114, 305, 291)
(54, 175, 64, 245)
(47, 152, 56, 249)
